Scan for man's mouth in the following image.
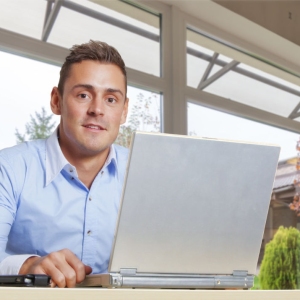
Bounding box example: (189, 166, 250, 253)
(83, 124, 106, 130)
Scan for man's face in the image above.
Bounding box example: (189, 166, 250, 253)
(51, 60, 128, 158)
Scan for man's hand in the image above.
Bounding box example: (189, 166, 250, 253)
(19, 249, 92, 288)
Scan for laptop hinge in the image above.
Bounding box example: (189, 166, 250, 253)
(232, 270, 248, 277)
(120, 268, 137, 276)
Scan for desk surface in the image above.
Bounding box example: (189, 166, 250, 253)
(1, 287, 300, 300)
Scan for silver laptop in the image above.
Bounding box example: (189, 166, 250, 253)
(79, 131, 280, 289)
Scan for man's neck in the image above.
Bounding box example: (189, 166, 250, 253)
(74, 156, 108, 189)
(61, 146, 110, 190)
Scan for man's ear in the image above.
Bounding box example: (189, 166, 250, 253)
(120, 97, 129, 125)
(50, 87, 62, 115)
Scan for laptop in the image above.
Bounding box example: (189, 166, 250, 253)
(79, 131, 280, 289)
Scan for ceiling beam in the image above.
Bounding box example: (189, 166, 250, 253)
(197, 52, 219, 89)
(42, 0, 63, 42)
(288, 102, 300, 119)
(198, 60, 239, 90)
(44, 0, 53, 29)
(188, 48, 300, 99)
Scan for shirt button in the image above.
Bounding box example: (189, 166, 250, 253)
(101, 171, 104, 175)
(87, 230, 92, 235)
(70, 169, 73, 173)
(71, 177, 74, 180)
(89, 197, 92, 201)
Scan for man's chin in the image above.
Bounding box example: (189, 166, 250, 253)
(85, 146, 110, 156)
(79, 141, 112, 156)
(76, 134, 117, 156)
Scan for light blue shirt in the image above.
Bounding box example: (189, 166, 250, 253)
(0, 129, 128, 274)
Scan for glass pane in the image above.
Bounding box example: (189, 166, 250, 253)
(239, 63, 300, 92)
(115, 87, 162, 148)
(48, 0, 160, 76)
(187, 102, 298, 161)
(186, 29, 300, 122)
(0, 51, 60, 150)
(187, 52, 211, 89)
(0, 0, 46, 39)
(203, 67, 300, 118)
(0, 0, 160, 77)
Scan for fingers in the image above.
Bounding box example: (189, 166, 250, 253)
(46, 253, 77, 287)
(85, 264, 93, 275)
(60, 249, 86, 285)
(19, 249, 92, 288)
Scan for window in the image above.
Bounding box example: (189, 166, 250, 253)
(186, 26, 300, 289)
(48, 1, 161, 76)
(116, 86, 162, 148)
(0, 51, 60, 149)
(186, 28, 300, 124)
(188, 103, 299, 161)
(0, 0, 161, 77)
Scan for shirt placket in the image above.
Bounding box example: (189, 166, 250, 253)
(81, 169, 106, 269)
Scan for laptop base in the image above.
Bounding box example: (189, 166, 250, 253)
(78, 272, 254, 289)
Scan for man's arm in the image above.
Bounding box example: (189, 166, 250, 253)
(0, 255, 39, 275)
(0, 154, 92, 287)
(0, 153, 26, 273)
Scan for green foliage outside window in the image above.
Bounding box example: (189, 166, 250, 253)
(115, 92, 160, 148)
(259, 226, 300, 289)
(15, 107, 56, 143)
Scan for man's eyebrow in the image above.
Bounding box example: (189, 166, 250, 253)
(71, 84, 94, 91)
(106, 88, 124, 97)
(71, 85, 124, 97)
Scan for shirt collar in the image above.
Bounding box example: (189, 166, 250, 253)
(45, 128, 119, 186)
(45, 128, 71, 186)
(104, 143, 119, 179)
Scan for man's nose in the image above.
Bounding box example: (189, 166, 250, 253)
(87, 98, 105, 116)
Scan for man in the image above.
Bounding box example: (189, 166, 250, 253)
(0, 40, 129, 287)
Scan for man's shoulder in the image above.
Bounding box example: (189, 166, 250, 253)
(0, 139, 46, 166)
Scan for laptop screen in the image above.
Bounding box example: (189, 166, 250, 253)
(109, 132, 280, 276)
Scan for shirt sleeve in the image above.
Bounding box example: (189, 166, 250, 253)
(0, 155, 20, 266)
(0, 150, 41, 275)
(0, 254, 39, 275)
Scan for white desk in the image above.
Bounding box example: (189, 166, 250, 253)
(1, 287, 300, 300)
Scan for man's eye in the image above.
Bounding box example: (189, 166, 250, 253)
(78, 93, 88, 99)
(107, 97, 116, 103)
